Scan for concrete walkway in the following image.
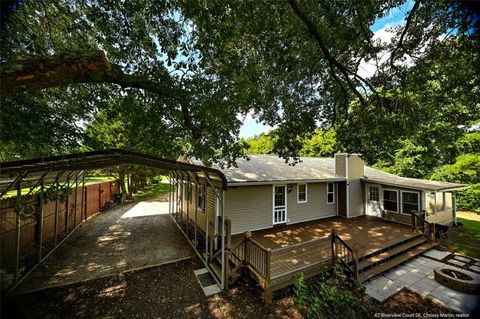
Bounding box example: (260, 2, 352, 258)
(365, 250, 480, 314)
(16, 198, 193, 293)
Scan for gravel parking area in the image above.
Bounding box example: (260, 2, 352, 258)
(15, 197, 193, 293)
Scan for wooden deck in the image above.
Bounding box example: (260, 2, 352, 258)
(230, 216, 427, 301)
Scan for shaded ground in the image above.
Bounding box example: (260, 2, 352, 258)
(15, 196, 192, 293)
(3, 258, 301, 319)
(3, 257, 463, 319)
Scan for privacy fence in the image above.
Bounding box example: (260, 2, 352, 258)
(0, 180, 119, 292)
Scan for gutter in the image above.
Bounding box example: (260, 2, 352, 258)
(227, 178, 347, 187)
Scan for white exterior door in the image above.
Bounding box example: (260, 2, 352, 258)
(366, 184, 382, 217)
(273, 185, 287, 224)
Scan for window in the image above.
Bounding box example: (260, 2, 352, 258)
(197, 185, 206, 210)
(297, 184, 307, 203)
(327, 182, 335, 204)
(401, 191, 419, 214)
(383, 189, 398, 212)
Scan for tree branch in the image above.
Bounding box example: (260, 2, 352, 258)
(0, 50, 203, 139)
(389, 0, 421, 71)
(286, 0, 369, 104)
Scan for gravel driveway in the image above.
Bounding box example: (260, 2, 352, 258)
(15, 197, 193, 293)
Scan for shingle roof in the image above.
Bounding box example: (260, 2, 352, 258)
(193, 155, 467, 191)
(192, 155, 346, 185)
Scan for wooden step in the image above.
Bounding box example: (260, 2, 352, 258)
(358, 237, 428, 272)
(359, 233, 424, 262)
(358, 242, 436, 282)
(209, 261, 222, 281)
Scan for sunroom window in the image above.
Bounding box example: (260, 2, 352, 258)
(401, 191, 419, 214)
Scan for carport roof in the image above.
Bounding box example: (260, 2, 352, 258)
(0, 149, 227, 196)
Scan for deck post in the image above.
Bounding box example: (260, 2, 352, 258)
(353, 246, 359, 280)
(411, 211, 417, 232)
(431, 223, 436, 242)
(331, 229, 336, 262)
(265, 248, 273, 303)
(244, 231, 251, 274)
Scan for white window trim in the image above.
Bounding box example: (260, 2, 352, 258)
(382, 188, 399, 213)
(400, 190, 420, 215)
(297, 183, 308, 203)
(327, 182, 335, 204)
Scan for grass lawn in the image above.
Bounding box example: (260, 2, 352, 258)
(132, 182, 171, 201)
(447, 216, 480, 259)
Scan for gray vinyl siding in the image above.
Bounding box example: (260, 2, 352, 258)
(347, 156, 365, 217)
(182, 183, 216, 235)
(287, 183, 337, 224)
(335, 155, 346, 176)
(224, 185, 272, 235)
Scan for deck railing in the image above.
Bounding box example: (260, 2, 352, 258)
(411, 210, 436, 241)
(227, 229, 357, 302)
(331, 230, 359, 280)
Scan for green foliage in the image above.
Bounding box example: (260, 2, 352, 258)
(293, 262, 369, 319)
(244, 129, 337, 158)
(242, 132, 278, 155)
(456, 185, 480, 213)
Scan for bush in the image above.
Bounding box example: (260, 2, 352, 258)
(293, 262, 370, 319)
(457, 184, 480, 213)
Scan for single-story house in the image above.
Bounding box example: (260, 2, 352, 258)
(185, 153, 466, 235)
(170, 153, 467, 296)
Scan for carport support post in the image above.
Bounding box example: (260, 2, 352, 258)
(205, 185, 209, 261)
(14, 182, 22, 285)
(81, 171, 86, 221)
(186, 174, 190, 239)
(180, 173, 184, 227)
(37, 181, 45, 262)
(65, 175, 70, 235)
(175, 173, 179, 222)
(194, 180, 198, 250)
(73, 172, 79, 227)
(54, 181, 59, 246)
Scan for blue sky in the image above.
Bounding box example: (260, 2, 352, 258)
(238, 0, 413, 139)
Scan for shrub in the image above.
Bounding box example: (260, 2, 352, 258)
(293, 262, 370, 319)
(456, 184, 480, 213)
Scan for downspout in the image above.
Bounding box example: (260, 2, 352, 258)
(346, 154, 350, 218)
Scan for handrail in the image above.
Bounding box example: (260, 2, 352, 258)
(332, 230, 357, 279)
(249, 237, 270, 251)
(272, 234, 331, 253)
(411, 210, 436, 241)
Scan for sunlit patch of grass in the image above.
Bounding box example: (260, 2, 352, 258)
(447, 217, 480, 259)
(132, 182, 171, 201)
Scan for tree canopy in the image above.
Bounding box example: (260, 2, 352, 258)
(0, 0, 478, 170)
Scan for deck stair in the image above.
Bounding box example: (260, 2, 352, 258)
(356, 234, 436, 282)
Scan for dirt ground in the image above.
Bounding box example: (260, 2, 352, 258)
(3, 258, 301, 319)
(3, 256, 466, 319)
(15, 197, 193, 293)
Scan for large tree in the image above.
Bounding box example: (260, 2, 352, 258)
(0, 0, 478, 164)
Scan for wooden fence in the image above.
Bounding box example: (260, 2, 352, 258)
(0, 180, 119, 291)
